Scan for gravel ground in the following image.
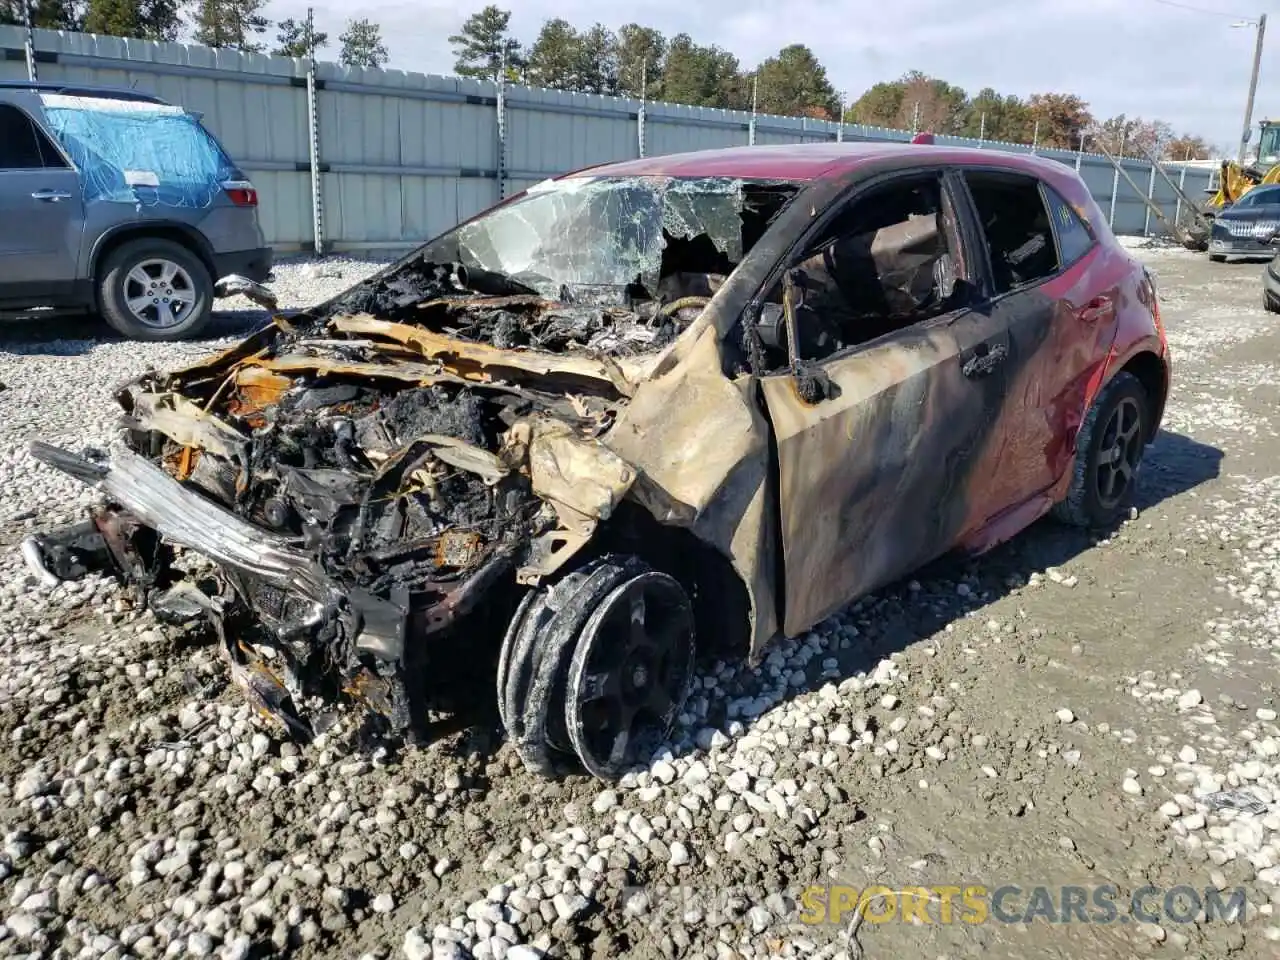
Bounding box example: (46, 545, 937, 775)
(1, 248, 1279, 959)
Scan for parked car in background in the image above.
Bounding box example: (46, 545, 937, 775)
(1261, 242, 1280, 312)
(1208, 183, 1280, 262)
(25, 141, 1171, 780)
(0, 81, 272, 340)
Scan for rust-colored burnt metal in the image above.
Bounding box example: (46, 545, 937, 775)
(23, 154, 1169, 766)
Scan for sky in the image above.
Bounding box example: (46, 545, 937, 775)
(263, 0, 1280, 152)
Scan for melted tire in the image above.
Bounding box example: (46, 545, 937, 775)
(565, 568, 696, 781)
(496, 557, 647, 776)
(495, 590, 537, 737)
(1052, 371, 1150, 529)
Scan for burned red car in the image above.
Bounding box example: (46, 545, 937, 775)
(25, 142, 1170, 780)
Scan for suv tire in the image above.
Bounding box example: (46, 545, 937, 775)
(98, 238, 214, 341)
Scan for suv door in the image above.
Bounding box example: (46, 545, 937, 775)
(953, 168, 1115, 545)
(0, 101, 85, 302)
(754, 169, 1015, 635)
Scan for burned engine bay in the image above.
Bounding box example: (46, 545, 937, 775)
(26, 174, 801, 751)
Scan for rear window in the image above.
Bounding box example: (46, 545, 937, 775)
(37, 93, 237, 208)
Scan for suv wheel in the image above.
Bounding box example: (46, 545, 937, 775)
(98, 238, 214, 341)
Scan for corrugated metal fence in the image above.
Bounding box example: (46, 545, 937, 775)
(1, 25, 1217, 252)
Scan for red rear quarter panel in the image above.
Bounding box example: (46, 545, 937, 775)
(957, 158, 1169, 551)
(1048, 164, 1169, 420)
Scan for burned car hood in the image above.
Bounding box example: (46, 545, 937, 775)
(113, 255, 702, 581)
(26, 252, 715, 742)
(28, 171, 805, 749)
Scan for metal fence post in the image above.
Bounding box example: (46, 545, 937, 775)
(748, 75, 758, 146)
(637, 61, 647, 158)
(1108, 131, 1126, 228)
(496, 60, 507, 200)
(23, 1, 37, 81)
(1174, 163, 1188, 233)
(1075, 133, 1084, 172)
(1143, 161, 1158, 237)
(836, 93, 845, 143)
(304, 14, 325, 257)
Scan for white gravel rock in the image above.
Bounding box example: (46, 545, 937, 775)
(4, 247, 1280, 960)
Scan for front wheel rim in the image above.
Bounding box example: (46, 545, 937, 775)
(566, 571, 695, 780)
(1094, 396, 1144, 510)
(123, 258, 197, 328)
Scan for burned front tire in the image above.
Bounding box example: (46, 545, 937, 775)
(498, 556, 696, 780)
(565, 569, 696, 779)
(1053, 371, 1151, 529)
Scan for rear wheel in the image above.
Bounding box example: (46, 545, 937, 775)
(1265, 292, 1280, 314)
(1209, 254, 1226, 263)
(98, 238, 213, 341)
(1053, 372, 1151, 529)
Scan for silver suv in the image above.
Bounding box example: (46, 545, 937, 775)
(0, 81, 272, 341)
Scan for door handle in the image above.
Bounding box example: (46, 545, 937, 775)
(31, 189, 72, 202)
(1079, 295, 1113, 323)
(962, 341, 1007, 379)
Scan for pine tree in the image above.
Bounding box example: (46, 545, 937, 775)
(83, 0, 183, 41)
(525, 18, 578, 90)
(575, 24, 618, 95)
(192, 0, 271, 53)
(449, 5, 521, 81)
(754, 44, 838, 119)
(338, 17, 387, 69)
(615, 24, 665, 99)
(0, 0, 82, 29)
(274, 16, 327, 58)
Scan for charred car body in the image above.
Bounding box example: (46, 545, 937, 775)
(25, 143, 1171, 780)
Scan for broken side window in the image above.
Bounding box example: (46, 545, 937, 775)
(752, 174, 964, 366)
(963, 171, 1060, 294)
(38, 93, 240, 209)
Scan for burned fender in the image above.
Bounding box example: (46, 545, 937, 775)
(602, 324, 780, 660)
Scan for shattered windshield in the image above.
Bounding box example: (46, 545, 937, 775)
(425, 176, 772, 299)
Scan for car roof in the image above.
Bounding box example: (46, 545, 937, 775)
(563, 141, 1072, 183)
(0, 80, 168, 105)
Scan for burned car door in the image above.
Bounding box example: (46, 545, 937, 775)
(950, 169, 1116, 541)
(755, 169, 1015, 636)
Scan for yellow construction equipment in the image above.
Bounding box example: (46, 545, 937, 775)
(1207, 119, 1280, 207)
